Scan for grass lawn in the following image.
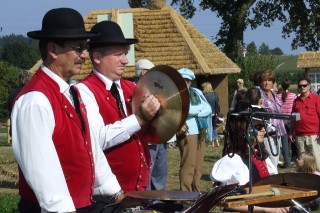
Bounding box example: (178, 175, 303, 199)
(0, 127, 7, 134)
(0, 137, 316, 212)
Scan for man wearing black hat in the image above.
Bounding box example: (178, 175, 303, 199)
(11, 8, 123, 213)
(76, 21, 161, 193)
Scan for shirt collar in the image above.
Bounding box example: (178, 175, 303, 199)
(41, 65, 69, 93)
(93, 69, 121, 90)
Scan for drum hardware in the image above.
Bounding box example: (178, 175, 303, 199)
(112, 184, 238, 213)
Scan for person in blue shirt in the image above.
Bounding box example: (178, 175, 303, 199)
(176, 68, 212, 192)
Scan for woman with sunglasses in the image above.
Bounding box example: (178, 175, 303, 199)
(211, 106, 277, 185)
(210, 103, 290, 212)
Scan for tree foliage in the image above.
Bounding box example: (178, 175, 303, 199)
(228, 54, 277, 101)
(170, 0, 320, 59)
(128, 0, 145, 8)
(259, 42, 270, 55)
(0, 34, 39, 70)
(0, 60, 20, 122)
(271, 47, 284, 56)
(246, 42, 257, 56)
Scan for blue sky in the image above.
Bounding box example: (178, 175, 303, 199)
(0, 0, 306, 55)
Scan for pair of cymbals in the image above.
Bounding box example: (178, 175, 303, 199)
(132, 65, 190, 144)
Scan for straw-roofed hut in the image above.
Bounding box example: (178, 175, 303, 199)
(29, 3, 241, 118)
(297, 51, 320, 92)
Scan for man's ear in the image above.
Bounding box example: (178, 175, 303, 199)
(92, 51, 101, 64)
(48, 42, 58, 59)
(141, 70, 147, 76)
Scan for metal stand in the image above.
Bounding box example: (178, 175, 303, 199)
(290, 199, 310, 213)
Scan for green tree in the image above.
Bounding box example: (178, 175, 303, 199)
(1, 42, 39, 70)
(271, 47, 284, 55)
(166, 0, 320, 59)
(258, 42, 270, 55)
(128, 0, 144, 7)
(246, 42, 258, 56)
(0, 34, 39, 69)
(0, 60, 20, 122)
(229, 54, 277, 101)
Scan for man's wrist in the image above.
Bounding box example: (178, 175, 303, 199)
(107, 189, 124, 203)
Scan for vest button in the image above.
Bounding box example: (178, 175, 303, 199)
(69, 113, 73, 118)
(64, 105, 67, 108)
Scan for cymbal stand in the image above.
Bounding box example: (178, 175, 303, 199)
(290, 199, 309, 213)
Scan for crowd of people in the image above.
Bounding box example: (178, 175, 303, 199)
(6, 6, 320, 213)
(211, 72, 320, 212)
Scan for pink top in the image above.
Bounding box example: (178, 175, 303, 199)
(278, 91, 297, 114)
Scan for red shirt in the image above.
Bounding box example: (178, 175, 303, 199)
(292, 93, 320, 136)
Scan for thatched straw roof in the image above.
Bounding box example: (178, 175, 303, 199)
(30, 6, 240, 80)
(297, 51, 320, 69)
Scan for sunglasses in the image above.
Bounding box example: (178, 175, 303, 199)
(70, 43, 89, 53)
(298, 84, 308, 88)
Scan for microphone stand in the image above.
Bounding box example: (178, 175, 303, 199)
(247, 136, 254, 213)
(239, 111, 295, 213)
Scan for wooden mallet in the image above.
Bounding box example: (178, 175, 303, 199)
(225, 188, 281, 201)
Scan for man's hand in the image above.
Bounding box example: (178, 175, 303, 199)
(177, 123, 188, 137)
(288, 134, 295, 143)
(135, 94, 160, 125)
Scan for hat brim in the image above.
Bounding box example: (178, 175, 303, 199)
(27, 31, 99, 40)
(89, 38, 138, 48)
(182, 76, 194, 81)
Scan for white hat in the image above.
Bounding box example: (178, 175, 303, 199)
(135, 59, 155, 77)
(178, 68, 195, 80)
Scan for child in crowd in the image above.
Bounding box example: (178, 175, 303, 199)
(296, 152, 320, 175)
(291, 152, 320, 212)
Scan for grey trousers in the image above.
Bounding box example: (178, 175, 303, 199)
(147, 143, 168, 190)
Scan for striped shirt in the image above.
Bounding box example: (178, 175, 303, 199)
(278, 92, 297, 114)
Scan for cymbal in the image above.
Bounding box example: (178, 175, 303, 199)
(132, 65, 189, 144)
(253, 173, 320, 207)
(126, 190, 201, 201)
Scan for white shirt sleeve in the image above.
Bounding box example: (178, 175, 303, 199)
(210, 154, 249, 186)
(266, 157, 278, 175)
(76, 83, 141, 150)
(11, 92, 75, 212)
(92, 137, 121, 195)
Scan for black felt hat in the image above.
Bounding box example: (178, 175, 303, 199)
(89, 21, 138, 48)
(27, 8, 98, 40)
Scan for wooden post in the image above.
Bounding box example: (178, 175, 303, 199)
(6, 118, 11, 144)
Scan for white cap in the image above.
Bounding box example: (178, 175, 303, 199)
(135, 59, 155, 77)
(177, 68, 196, 80)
